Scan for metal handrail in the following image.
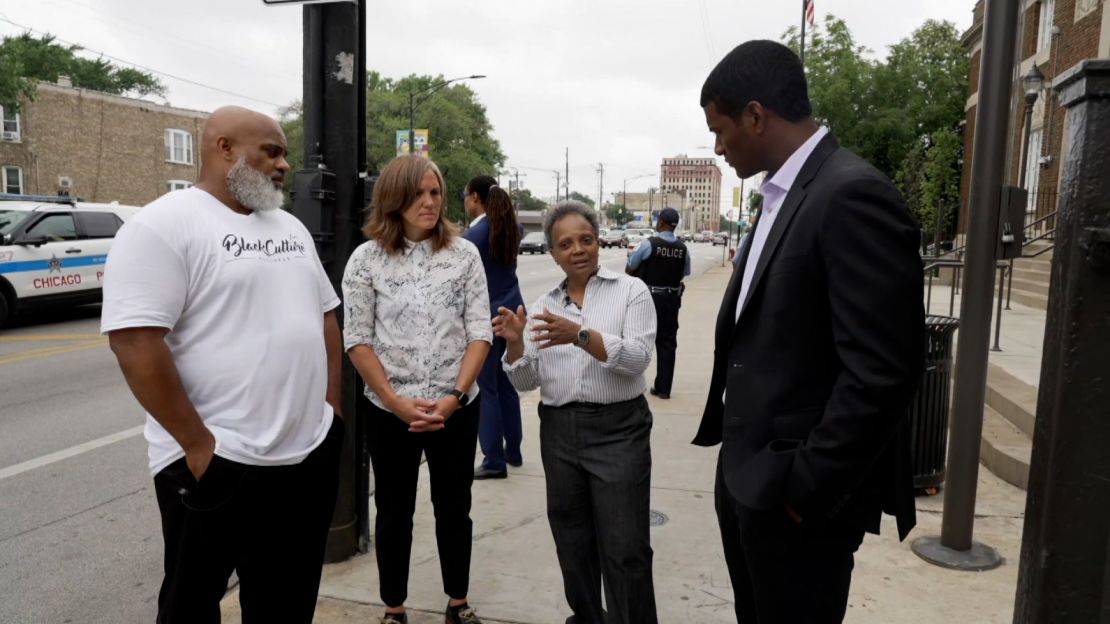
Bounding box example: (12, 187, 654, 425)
(1005, 209, 1057, 308)
(923, 257, 1010, 350)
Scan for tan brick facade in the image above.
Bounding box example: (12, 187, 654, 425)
(958, 0, 1107, 234)
(0, 82, 208, 206)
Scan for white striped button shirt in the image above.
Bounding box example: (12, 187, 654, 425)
(503, 266, 657, 407)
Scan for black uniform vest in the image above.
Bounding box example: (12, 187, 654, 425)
(639, 236, 687, 288)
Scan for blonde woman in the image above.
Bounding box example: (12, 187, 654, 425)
(342, 155, 492, 624)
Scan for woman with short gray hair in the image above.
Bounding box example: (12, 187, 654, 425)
(493, 200, 659, 624)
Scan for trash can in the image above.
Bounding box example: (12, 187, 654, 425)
(909, 315, 960, 491)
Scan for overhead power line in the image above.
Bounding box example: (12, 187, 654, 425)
(0, 16, 287, 109)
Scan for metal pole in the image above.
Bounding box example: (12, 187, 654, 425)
(408, 92, 414, 156)
(992, 264, 1005, 352)
(1014, 58, 1110, 624)
(1006, 257, 1014, 309)
(800, 0, 807, 67)
(912, 0, 1017, 570)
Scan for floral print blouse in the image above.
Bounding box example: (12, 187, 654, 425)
(342, 236, 492, 410)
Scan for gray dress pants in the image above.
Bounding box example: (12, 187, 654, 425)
(538, 395, 658, 624)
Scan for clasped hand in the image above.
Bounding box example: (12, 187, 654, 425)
(387, 394, 459, 433)
(493, 306, 579, 350)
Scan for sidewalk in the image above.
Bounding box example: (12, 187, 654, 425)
(222, 263, 1026, 624)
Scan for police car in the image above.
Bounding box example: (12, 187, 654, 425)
(0, 194, 140, 326)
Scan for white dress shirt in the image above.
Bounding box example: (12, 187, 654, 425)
(736, 126, 829, 322)
(503, 266, 657, 407)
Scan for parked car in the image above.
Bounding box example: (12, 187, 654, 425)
(712, 232, 729, 246)
(694, 230, 713, 243)
(518, 231, 548, 254)
(625, 233, 647, 256)
(0, 194, 141, 326)
(599, 228, 628, 248)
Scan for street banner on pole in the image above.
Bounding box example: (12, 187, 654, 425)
(732, 186, 741, 207)
(395, 129, 429, 157)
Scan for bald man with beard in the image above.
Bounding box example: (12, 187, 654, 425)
(102, 106, 345, 623)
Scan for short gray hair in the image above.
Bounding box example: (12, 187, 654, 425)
(543, 200, 600, 247)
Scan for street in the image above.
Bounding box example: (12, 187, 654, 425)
(0, 241, 724, 624)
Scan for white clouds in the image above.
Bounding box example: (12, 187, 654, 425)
(2, 0, 973, 207)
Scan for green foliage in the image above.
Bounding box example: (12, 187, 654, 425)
(920, 127, 962, 238)
(567, 191, 595, 208)
(747, 191, 764, 212)
(281, 71, 505, 224)
(0, 33, 166, 110)
(605, 203, 634, 226)
(783, 17, 967, 234)
(512, 187, 548, 212)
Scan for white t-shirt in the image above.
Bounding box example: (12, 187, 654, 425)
(101, 187, 340, 475)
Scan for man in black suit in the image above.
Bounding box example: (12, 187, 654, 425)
(694, 41, 925, 623)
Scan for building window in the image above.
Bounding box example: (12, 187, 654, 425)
(0, 107, 20, 142)
(2, 166, 22, 194)
(167, 180, 193, 192)
(1037, 0, 1055, 52)
(164, 129, 194, 165)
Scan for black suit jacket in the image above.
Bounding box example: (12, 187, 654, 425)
(693, 133, 923, 540)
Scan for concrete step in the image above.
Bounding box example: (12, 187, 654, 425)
(1011, 266, 1051, 283)
(1009, 276, 1049, 296)
(1014, 256, 1053, 272)
(986, 363, 1038, 437)
(1008, 287, 1048, 310)
(980, 404, 1032, 491)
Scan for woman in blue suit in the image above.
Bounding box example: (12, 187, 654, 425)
(463, 175, 525, 479)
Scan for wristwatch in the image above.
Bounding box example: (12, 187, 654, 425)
(449, 388, 470, 407)
(575, 326, 591, 348)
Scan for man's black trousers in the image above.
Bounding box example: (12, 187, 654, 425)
(714, 459, 865, 623)
(367, 398, 481, 608)
(651, 292, 681, 395)
(152, 416, 344, 624)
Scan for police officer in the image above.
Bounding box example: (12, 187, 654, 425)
(626, 207, 690, 399)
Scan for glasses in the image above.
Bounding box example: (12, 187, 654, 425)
(460, 190, 470, 201)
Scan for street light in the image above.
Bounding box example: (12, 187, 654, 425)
(622, 173, 655, 225)
(1018, 63, 1044, 188)
(407, 74, 486, 156)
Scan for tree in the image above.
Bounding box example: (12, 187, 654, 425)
(281, 71, 505, 223)
(783, 17, 968, 222)
(0, 33, 166, 111)
(567, 191, 595, 208)
(747, 191, 764, 212)
(512, 187, 548, 212)
(605, 203, 634, 226)
(920, 126, 962, 241)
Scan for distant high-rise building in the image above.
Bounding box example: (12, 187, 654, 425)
(660, 155, 721, 232)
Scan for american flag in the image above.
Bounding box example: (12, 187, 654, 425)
(806, 0, 816, 27)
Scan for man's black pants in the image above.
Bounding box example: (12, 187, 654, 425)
(539, 396, 658, 624)
(367, 398, 480, 608)
(651, 292, 681, 395)
(152, 416, 344, 624)
(714, 460, 865, 623)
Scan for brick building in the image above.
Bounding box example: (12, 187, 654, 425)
(0, 79, 208, 205)
(660, 155, 721, 232)
(959, 0, 1109, 233)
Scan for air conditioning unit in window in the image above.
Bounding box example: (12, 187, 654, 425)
(58, 176, 73, 189)
(2, 131, 17, 141)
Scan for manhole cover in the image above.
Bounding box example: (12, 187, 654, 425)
(649, 510, 668, 527)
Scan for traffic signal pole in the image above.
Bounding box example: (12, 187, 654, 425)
(292, 0, 369, 563)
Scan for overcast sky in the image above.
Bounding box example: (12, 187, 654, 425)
(1, 0, 973, 213)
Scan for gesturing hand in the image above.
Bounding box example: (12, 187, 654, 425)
(492, 305, 527, 344)
(388, 395, 445, 433)
(532, 309, 580, 350)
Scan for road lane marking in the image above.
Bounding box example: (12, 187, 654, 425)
(0, 339, 108, 365)
(0, 425, 145, 482)
(0, 333, 104, 342)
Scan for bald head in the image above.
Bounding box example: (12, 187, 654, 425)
(195, 106, 290, 213)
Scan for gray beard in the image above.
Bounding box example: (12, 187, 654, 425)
(226, 156, 284, 212)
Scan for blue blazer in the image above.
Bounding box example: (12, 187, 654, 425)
(463, 217, 525, 317)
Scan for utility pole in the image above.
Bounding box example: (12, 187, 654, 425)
(596, 163, 604, 219)
(565, 148, 569, 202)
(911, 0, 1018, 571)
(554, 171, 561, 204)
(290, 0, 368, 563)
